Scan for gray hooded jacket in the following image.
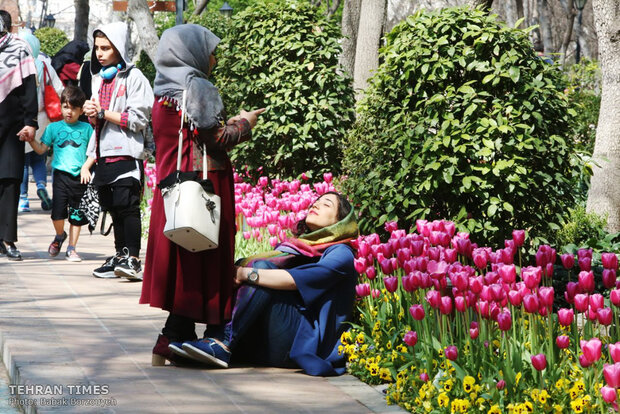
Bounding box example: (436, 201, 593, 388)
(86, 22, 153, 160)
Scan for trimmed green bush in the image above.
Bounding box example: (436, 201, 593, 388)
(214, 0, 355, 179)
(342, 7, 578, 245)
(34, 27, 69, 57)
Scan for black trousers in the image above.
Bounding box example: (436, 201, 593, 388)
(0, 178, 20, 242)
(97, 177, 141, 257)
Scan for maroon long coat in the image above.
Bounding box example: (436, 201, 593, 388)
(140, 99, 248, 324)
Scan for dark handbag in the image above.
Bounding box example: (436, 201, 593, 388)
(43, 64, 62, 122)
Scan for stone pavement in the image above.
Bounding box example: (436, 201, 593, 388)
(0, 183, 406, 414)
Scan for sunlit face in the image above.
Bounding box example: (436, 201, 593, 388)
(305, 193, 340, 231)
(94, 36, 121, 68)
(61, 102, 82, 124)
(206, 53, 217, 76)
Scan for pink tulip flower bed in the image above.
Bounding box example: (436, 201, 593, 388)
(143, 165, 620, 413)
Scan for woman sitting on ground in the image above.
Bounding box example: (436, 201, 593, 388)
(171, 191, 359, 376)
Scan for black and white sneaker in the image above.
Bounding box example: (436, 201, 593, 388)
(93, 253, 123, 279)
(115, 253, 142, 281)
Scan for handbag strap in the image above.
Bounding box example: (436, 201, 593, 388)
(43, 63, 48, 86)
(176, 90, 209, 180)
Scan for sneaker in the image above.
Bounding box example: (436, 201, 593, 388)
(168, 342, 194, 360)
(18, 197, 30, 213)
(37, 188, 52, 211)
(66, 249, 82, 262)
(93, 253, 123, 278)
(182, 338, 230, 368)
(48, 232, 67, 257)
(115, 251, 142, 280)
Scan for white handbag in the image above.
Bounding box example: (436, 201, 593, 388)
(161, 90, 221, 252)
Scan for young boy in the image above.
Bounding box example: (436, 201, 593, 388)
(29, 85, 93, 262)
(82, 22, 153, 280)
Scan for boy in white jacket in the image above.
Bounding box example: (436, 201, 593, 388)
(83, 22, 153, 280)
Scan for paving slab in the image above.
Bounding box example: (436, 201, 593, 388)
(0, 183, 406, 413)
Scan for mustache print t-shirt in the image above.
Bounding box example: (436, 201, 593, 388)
(40, 120, 94, 177)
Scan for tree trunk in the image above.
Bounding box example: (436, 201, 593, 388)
(194, 0, 210, 15)
(503, 0, 517, 27)
(339, 0, 362, 77)
(127, 0, 160, 63)
(538, 0, 554, 53)
(560, 0, 576, 65)
(74, 0, 90, 42)
(586, 0, 620, 232)
(352, 0, 385, 98)
(515, 0, 525, 21)
(468, 0, 494, 9)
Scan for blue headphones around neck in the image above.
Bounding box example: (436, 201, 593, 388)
(100, 63, 123, 80)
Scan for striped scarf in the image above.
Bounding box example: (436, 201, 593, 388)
(0, 33, 37, 102)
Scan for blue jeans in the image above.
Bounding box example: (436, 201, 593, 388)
(220, 260, 303, 368)
(21, 152, 47, 195)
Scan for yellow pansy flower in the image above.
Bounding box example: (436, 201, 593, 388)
(443, 378, 454, 392)
(356, 332, 365, 344)
(463, 375, 476, 393)
(437, 392, 449, 408)
(488, 404, 502, 414)
(369, 363, 379, 376)
(570, 398, 584, 413)
(379, 367, 392, 381)
(538, 390, 549, 405)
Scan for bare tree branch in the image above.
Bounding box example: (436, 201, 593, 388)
(560, 0, 576, 64)
(194, 0, 210, 15)
(468, 0, 494, 10)
(327, 0, 342, 17)
(127, 0, 160, 63)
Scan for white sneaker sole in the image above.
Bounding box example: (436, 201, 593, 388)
(182, 344, 229, 368)
(93, 271, 119, 279)
(66, 256, 82, 262)
(114, 267, 143, 281)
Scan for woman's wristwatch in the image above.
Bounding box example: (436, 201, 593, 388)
(247, 268, 259, 284)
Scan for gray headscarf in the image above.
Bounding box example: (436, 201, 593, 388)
(154, 24, 224, 130)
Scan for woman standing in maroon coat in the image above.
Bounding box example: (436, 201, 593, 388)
(140, 24, 264, 366)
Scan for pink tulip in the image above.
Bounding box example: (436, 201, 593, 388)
(354, 257, 367, 274)
(558, 308, 574, 326)
(469, 326, 479, 339)
(410, 240, 424, 256)
(444, 248, 457, 263)
(560, 253, 575, 269)
(426, 290, 441, 308)
(574, 294, 589, 313)
(598, 308, 613, 326)
(371, 289, 381, 299)
(523, 294, 539, 314)
(545, 262, 554, 278)
(469, 276, 483, 294)
(590, 293, 605, 312)
(512, 230, 525, 247)
(501, 248, 514, 265)
(355, 283, 371, 297)
(366, 266, 376, 280)
(578, 248, 593, 260)
(578, 270, 595, 293)
(604, 363, 620, 388)
(383, 276, 398, 293)
(450, 272, 469, 292)
(380, 258, 393, 275)
(445, 346, 458, 361)
(427, 260, 448, 278)
(565, 281, 578, 304)
(603, 269, 618, 289)
(505, 239, 515, 251)
(579, 354, 593, 368)
(473, 251, 488, 269)
(420, 372, 430, 382)
(556, 335, 570, 349)
(323, 172, 333, 183)
(602, 253, 619, 270)
(243, 231, 251, 240)
(538, 287, 554, 309)
(521, 266, 542, 289)
(269, 236, 278, 248)
(610, 343, 620, 363)
(409, 304, 425, 321)
(496, 380, 506, 390)
(601, 386, 617, 403)
(455, 296, 467, 312)
(578, 257, 592, 272)
(497, 311, 512, 331)
(581, 338, 603, 363)
(531, 353, 547, 371)
(402, 275, 416, 292)
(358, 241, 370, 258)
(612, 289, 620, 307)
(498, 264, 516, 284)
(403, 330, 418, 347)
(508, 290, 523, 306)
(439, 296, 453, 315)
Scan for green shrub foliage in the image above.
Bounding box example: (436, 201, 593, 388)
(342, 7, 578, 245)
(34, 27, 69, 57)
(215, 0, 355, 180)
